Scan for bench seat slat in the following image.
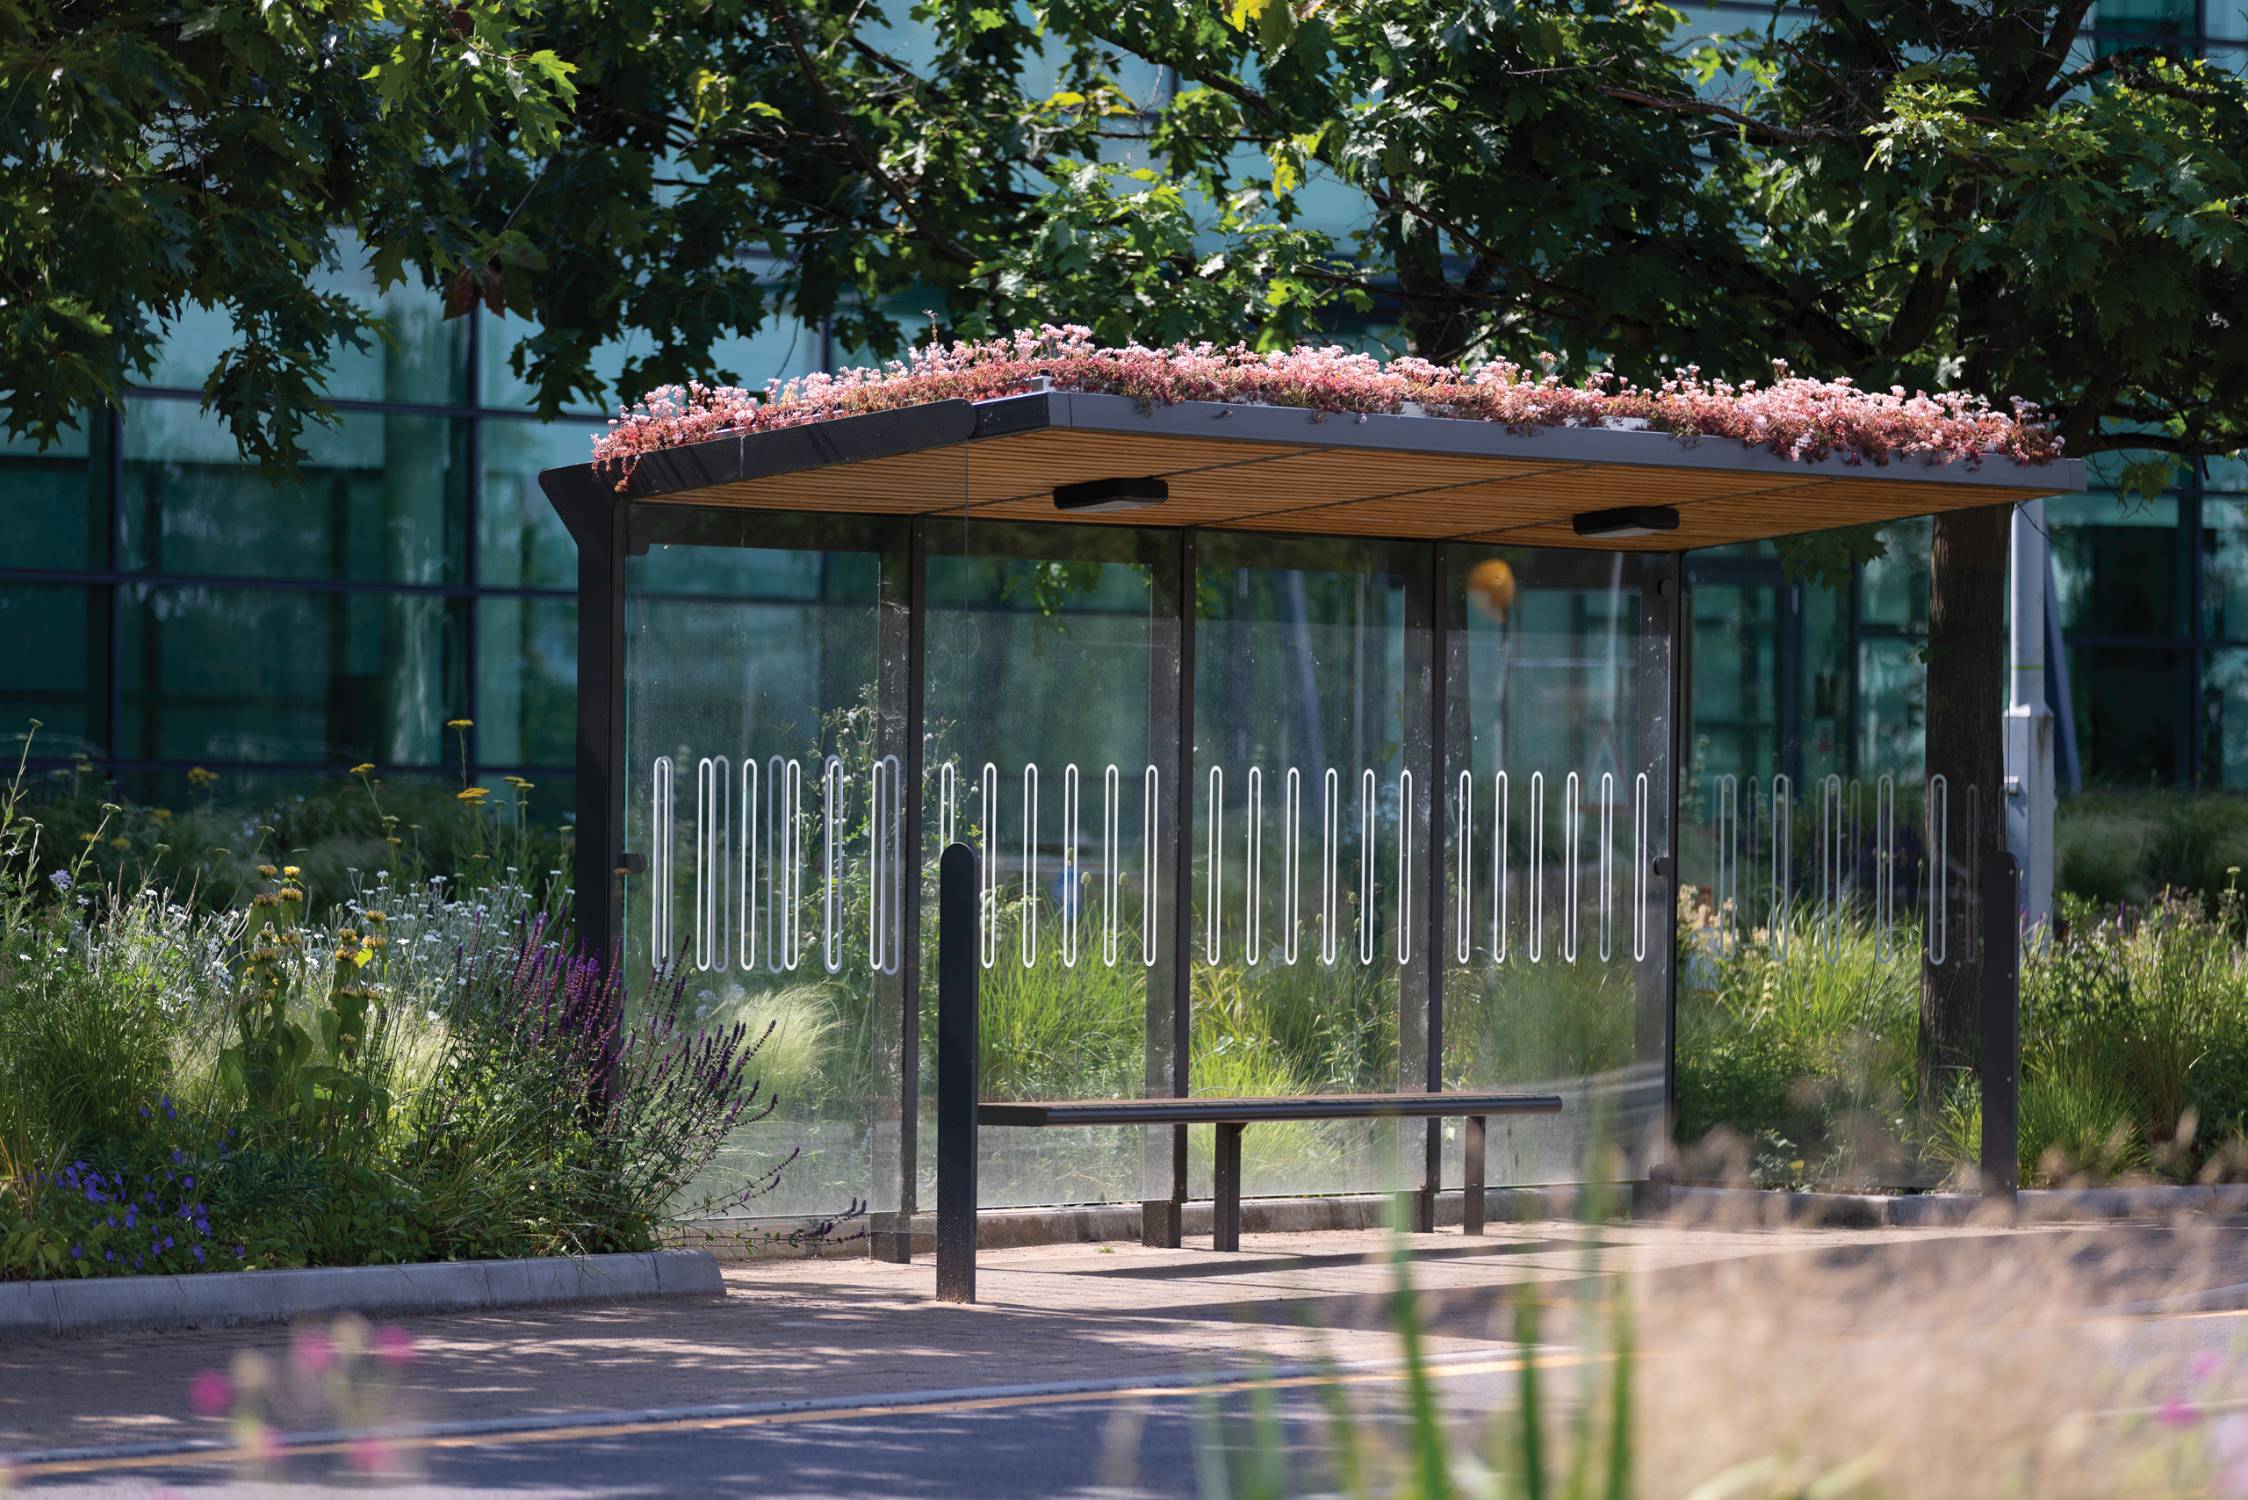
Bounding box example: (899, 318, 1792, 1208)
(978, 1092, 1562, 1128)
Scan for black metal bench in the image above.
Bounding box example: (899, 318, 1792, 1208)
(980, 1092, 1564, 1252)
(930, 842, 1562, 1301)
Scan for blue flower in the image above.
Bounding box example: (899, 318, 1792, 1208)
(182, 1176, 193, 1192)
(123, 1205, 136, 1229)
(170, 1150, 183, 1166)
(47, 870, 70, 891)
(103, 1250, 114, 1262)
(162, 1236, 174, 1250)
(191, 1245, 205, 1263)
(69, 1245, 82, 1260)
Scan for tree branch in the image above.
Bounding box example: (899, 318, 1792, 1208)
(1594, 85, 1845, 146)
(760, 0, 978, 269)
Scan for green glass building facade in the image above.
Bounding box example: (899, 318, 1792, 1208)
(4, 0, 2241, 802)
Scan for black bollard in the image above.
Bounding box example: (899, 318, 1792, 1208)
(1980, 851, 2021, 1199)
(935, 842, 980, 1303)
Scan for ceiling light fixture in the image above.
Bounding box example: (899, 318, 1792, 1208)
(1572, 505, 1680, 540)
(1054, 476, 1170, 513)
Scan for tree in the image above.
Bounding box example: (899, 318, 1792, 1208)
(10, 0, 2246, 1102)
(986, 0, 2248, 1104)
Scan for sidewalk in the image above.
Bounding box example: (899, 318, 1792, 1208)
(0, 1219, 2091, 1460)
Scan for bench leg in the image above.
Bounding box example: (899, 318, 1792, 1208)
(1213, 1123, 1244, 1252)
(1463, 1116, 1486, 1237)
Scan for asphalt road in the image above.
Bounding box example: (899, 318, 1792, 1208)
(8, 1358, 1511, 1498)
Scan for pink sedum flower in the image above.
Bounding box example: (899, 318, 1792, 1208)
(2159, 1394, 2203, 1429)
(589, 326, 2066, 492)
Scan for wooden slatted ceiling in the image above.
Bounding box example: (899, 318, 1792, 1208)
(638, 424, 2062, 543)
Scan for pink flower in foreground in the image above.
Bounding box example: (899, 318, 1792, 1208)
(2194, 1350, 2225, 1382)
(2159, 1394, 2203, 1429)
(290, 1326, 333, 1375)
(588, 326, 2067, 494)
(372, 1325, 416, 1367)
(186, 1368, 232, 1417)
(346, 1436, 389, 1474)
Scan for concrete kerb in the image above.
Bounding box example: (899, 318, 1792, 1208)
(1666, 1182, 2248, 1228)
(681, 1181, 2248, 1259)
(0, 1250, 724, 1341)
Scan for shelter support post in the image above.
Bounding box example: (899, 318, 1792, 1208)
(1143, 530, 1193, 1249)
(1639, 556, 1684, 1176)
(555, 492, 626, 962)
(936, 842, 980, 1303)
(1408, 545, 1447, 1233)
(872, 520, 925, 1263)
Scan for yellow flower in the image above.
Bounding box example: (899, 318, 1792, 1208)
(151, 808, 173, 823)
(257, 863, 277, 878)
(186, 767, 218, 788)
(386, 836, 402, 846)
(108, 836, 128, 850)
(446, 718, 474, 730)
(456, 787, 491, 803)
(349, 762, 376, 776)
(80, 831, 98, 843)
(363, 910, 388, 925)
(282, 865, 300, 877)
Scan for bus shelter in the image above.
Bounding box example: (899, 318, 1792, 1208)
(539, 383, 2080, 1263)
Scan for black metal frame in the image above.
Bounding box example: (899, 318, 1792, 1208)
(538, 391, 2058, 1240)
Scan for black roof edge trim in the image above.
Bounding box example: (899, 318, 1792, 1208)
(537, 397, 985, 509)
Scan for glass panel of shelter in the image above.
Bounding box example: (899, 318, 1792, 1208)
(1444, 548, 1674, 1190)
(1674, 758, 1995, 1191)
(918, 519, 1182, 1211)
(1191, 532, 1432, 1204)
(613, 494, 1994, 1223)
(619, 508, 909, 1222)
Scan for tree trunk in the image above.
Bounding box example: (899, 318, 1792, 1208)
(1919, 504, 2009, 1108)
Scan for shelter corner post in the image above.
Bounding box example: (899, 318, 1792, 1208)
(547, 479, 628, 964)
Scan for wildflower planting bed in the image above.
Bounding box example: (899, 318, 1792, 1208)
(10, 698, 2247, 1283)
(1678, 887, 2248, 1189)
(0, 736, 809, 1283)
